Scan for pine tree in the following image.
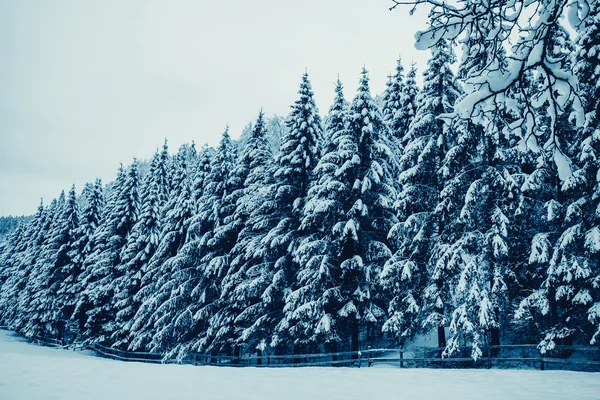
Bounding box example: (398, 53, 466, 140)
(393, 40, 461, 349)
(516, 17, 600, 349)
(192, 146, 214, 203)
(138, 145, 215, 354)
(110, 150, 170, 348)
(0, 201, 47, 328)
(234, 73, 323, 353)
(159, 128, 239, 355)
(322, 78, 349, 156)
(184, 137, 245, 354)
(66, 180, 104, 335)
(0, 219, 29, 324)
(127, 150, 196, 352)
(79, 161, 139, 341)
(575, 3, 600, 345)
(334, 67, 398, 353)
(283, 78, 350, 350)
(434, 113, 525, 359)
(203, 110, 274, 354)
(510, 21, 592, 350)
(21, 194, 66, 338)
(413, 24, 529, 359)
(42, 185, 80, 339)
(381, 74, 394, 127)
(396, 63, 419, 148)
(383, 57, 405, 142)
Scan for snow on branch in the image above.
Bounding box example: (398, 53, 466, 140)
(391, 0, 593, 180)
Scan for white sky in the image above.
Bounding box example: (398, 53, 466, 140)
(0, 0, 430, 216)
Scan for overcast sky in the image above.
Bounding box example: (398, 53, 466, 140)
(0, 0, 430, 216)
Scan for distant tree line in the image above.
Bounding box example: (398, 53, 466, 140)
(0, 216, 31, 240)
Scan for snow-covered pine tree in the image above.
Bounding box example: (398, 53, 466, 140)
(0, 216, 31, 325)
(191, 145, 213, 203)
(20, 193, 67, 338)
(396, 63, 420, 148)
(392, 39, 461, 349)
(78, 161, 139, 342)
(321, 77, 349, 157)
(233, 73, 323, 354)
(333, 67, 397, 353)
(282, 78, 349, 351)
(512, 21, 599, 351)
(64, 179, 104, 335)
(138, 144, 216, 354)
(203, 110, 274, 354)
(381, 74, 394, 128)
(41, 185, 80, 339)
(127, 148, 196, 352)
(576, 3, 600, 345)
(432, 41, 530, 359)
(0, 200, 48, 328)
(110, 149, 170, 348)
(382, 57, 405, 142)
(170, 130, 243, 355)
(155, 128, 240, 356)
(147, 140, 170, 202)
(509, 67, 569, 345)
(0, 222, 26, 303)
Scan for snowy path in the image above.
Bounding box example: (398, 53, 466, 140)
(1, 330, 599, 400)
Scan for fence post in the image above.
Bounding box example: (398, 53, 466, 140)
(540, 358, 545, 371)
(358, 350, 362, 368)
(487, 346, 492, 369)
(399, 346, 404, 369)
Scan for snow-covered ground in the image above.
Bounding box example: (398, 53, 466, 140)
(1, 330, 599, 400)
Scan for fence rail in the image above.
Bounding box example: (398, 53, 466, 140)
(2, 327, 599, 371)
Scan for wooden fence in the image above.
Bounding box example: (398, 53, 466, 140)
(2, 327, 599, 371)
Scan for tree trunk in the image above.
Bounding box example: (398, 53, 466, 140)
(435, 280, 446, 349)
(437, 325, 446, 349)
(331, 341, 338, 364)
(233, 345, 241, 365)
(293, 343, 301, 364)
(257, 349, 262, 366)
(490, 327, 500, 357)
(351, 320, 359, 360)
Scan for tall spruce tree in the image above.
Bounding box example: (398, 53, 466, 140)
(204, 110, 274, 354)
(163, 128, 239, 356)
(392, 40, 461, 349)
(43, 185, 80, 339)
(0, 201, 47, 328)
(21, 194, 66, 338)
(79, 162, 139, 341)
(575, 3, 600, 345)
(127, 150, 196, 352)
(382, 57, 405, 142)
(516, 18, 600, 349)
(233, 73, 323, 353)
(396, 63, 420, 148)
(66, 180, 104, 335)
(283, 78, 349, 351)
(110, 150, 170, 348)
(419, 25, 528, 359)
(333, 67, 398, 353)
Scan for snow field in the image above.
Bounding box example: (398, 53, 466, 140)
(1, 331, 599, 400)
